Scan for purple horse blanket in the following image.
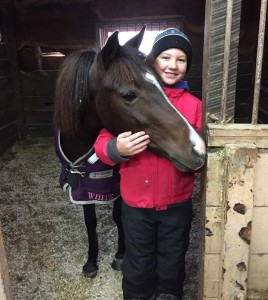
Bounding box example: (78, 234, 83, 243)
(54, 131, 120, 205)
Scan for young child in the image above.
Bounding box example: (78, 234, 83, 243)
(94, 28, 203, 300)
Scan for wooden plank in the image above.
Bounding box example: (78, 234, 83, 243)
(26, 124, 53, 137)
(4, 5, 25, 139)
(18, 5, 96, 44)
(0, 77, 14, 109)
(23, 96, 54, 111)
(42, 55, 65, 70)
(0, 43, 8, 58)
(20, 70, 58, 97)
(0, 60, 11, 77)
(25, 110, 53, 124)
(0, 123, 18, 155)
(207, 124, 268, 147)
(202, 0, 242, 123)
(0, 110, 17, 128)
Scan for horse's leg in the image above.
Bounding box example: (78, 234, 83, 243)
(82, 204, 98, 278)
(111, 196, 125, 271)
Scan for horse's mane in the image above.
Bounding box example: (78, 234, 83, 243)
(53, 49, 97, 137)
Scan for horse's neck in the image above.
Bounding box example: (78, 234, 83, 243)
(60, 133, 96, 162)
(59, 113, 103, 162)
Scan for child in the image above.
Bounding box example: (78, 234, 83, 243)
(94, 28, 203, 300)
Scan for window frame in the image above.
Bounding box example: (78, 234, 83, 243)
(96, 16, 186, 50)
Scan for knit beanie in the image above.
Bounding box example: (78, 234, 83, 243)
(150, 28, 192, 72)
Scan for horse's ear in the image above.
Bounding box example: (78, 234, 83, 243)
(101, 30, 120, 69)
(125, 25, 146, 49)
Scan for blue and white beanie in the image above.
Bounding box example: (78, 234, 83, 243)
(150, 28, 192, 72)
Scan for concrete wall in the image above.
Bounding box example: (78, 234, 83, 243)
(200, 124, 268, 299)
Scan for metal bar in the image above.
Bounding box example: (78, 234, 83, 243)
(251, 0, 267, 124)
(220, 0, 233, 124)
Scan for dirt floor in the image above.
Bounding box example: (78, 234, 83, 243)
(0, 137, 201, 300)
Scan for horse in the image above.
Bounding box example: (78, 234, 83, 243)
(53, 25, 206, 277)
(53, 50, 125, 278)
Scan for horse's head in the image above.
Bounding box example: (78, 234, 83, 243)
(90, 26, 206, 172)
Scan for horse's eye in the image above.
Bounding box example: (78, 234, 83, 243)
(121, 91, 137, 102)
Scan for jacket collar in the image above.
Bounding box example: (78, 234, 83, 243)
(172, 81, 189, 90)
(163, 80, 189, 99)
(163, 80, 189, 90)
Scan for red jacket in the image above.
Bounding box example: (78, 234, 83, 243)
(94, 86, 202, 210)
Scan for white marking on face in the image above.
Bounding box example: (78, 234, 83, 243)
(144, 72, 206, 156)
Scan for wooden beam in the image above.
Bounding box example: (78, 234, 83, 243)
(206, 124, 268, 147)
(202, 0, 242, 124)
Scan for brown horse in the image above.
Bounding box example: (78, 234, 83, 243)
(53, 26, 206, 278)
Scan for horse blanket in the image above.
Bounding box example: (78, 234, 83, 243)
(54, 131, 120, 205)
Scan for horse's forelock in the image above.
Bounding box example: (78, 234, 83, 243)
(104, 46, 151, 85)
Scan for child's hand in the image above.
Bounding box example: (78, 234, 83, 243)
(116, 131, 150, 156)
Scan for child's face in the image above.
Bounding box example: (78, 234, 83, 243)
(154, 48, 187, 86)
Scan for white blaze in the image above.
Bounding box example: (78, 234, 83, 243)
(144, 72, 206, 155)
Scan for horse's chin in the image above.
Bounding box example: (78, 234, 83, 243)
(147, 144, 189, 172)
(171, 160, 192, 172)
(171, 154, 206, 172)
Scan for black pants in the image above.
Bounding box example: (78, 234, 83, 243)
(121, 200, 192, 300)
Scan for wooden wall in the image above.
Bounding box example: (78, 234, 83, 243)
(0, 6, 21, 155)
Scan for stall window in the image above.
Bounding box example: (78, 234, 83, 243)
(98, 19, 184, 54)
